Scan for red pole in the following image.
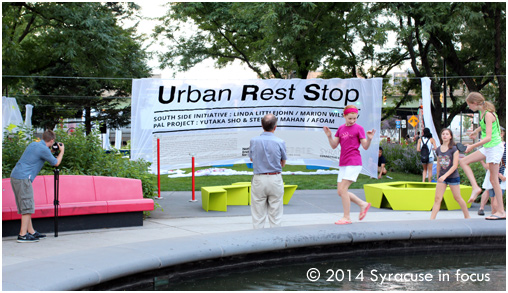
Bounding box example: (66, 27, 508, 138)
(192, 156, 196, 201)
(157, 137, 161, 198)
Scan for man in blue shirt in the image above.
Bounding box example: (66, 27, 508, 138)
(249, 114, 287, 229)
(10, 130, 65, 242)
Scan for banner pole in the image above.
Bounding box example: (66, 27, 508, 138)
(157, 137, 161, 198)
(190, 154, 197, 202)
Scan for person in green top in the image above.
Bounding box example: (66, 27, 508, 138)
(459, 92, 505, 220)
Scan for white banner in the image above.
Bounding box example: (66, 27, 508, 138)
(421, 77, 441, 147)
(131, 78, 382, 177)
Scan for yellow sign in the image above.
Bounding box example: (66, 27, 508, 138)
(408, 115, 419, 127)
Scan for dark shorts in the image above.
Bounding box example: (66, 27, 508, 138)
(443, 176, 460, 186)
(10, 178, 35, 214)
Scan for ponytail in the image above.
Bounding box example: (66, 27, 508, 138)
(484, 101, 496, 113)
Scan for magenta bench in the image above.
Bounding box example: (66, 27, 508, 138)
(2, 175, 154, 236)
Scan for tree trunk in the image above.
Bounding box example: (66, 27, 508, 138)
(494, 6, 506, 127)
(85, 106, 92, 135)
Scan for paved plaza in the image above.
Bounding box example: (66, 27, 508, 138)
(2, 189, 505, 290)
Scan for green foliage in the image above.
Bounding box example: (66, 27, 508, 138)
(380, 141, 422, 175)
(2, 2, 151, 132)
(2, 125, 35, 178)
(462, 115, 472, 131)
(379, 2, 505, 129)
(155, 2, 395, 79)
(457, 162, 486, 187)
(2, 126, 159, 211)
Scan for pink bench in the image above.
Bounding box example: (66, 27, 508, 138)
(2, 175, 154, 236)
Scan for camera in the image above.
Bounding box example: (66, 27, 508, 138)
(52, 142, 62, 155)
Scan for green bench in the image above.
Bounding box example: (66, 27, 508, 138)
(363, 181, 472, 211)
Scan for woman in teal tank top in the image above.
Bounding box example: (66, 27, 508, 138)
(459, 92, 505, 220)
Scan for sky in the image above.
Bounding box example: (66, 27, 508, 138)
(133, 1, 258, 80)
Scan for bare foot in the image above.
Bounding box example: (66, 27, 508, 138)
(467, 188, 482, 204)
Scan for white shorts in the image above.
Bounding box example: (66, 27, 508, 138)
(482, 168, 507, 190)
(479, 143, 504, 164)
(337, 165, 363, 182)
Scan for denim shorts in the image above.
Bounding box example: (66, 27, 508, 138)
(488, 189, 506, 197)
(443, 176, 460, 186)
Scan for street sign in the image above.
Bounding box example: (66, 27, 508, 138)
(401, 120, 406, 128)
(408, 115, 418, 127)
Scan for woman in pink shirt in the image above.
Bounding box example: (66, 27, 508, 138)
(323, 105, 375, 225)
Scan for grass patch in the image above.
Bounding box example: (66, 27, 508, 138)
(155, 164, 422, 191)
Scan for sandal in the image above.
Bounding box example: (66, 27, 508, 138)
(335, 219, 352, 225)
(359, 203, 371, 221)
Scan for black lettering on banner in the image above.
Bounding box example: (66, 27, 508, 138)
(345, 89, 359, 105)
(241, 85, 259, 101)
(158, 86, 232, 104)
(275, 88, 287, 100)
(260, 88, 273, 100)
(241, 84, 296, 101)
(329, 88, 343, 101)
(304, 84, 320, 101)
(304, 84, 361, 106)
(158, 86, 172, 104)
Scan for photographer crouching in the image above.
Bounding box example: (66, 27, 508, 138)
(10, 130, 65, 243)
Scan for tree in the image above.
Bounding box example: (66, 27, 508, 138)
(462, 115, 472, 131)
(380, 2, 506, 132)
(2, 2, 152, 133)
(155, 2, 402, 80)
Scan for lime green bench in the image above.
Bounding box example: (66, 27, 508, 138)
(202, 182, 298, 212)
(282, 184, 298, 205)
(201, 186, 228, 212)
(363, 181, 472, 211)
(232, 182, 297, 205)
(201, 185, 249, 212)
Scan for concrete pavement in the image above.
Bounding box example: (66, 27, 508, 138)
(2, 189, 505, 290)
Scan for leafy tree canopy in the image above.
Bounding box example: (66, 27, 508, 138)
(2, 2, 152, 132)
(379, 2, 505, 130)
(154, 2, 403, 80)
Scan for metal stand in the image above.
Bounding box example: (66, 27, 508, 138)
(53, 168, 60, 237)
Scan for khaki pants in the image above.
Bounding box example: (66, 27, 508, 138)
(250, 174, 284, 229)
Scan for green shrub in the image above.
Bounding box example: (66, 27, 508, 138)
(458, 161, 486, 186)
(2, 125, 34, 178)
(380, 141, 422, 175)
(2, 125, 159, 212)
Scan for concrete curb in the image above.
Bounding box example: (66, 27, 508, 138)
(2, 218, 505, 291)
